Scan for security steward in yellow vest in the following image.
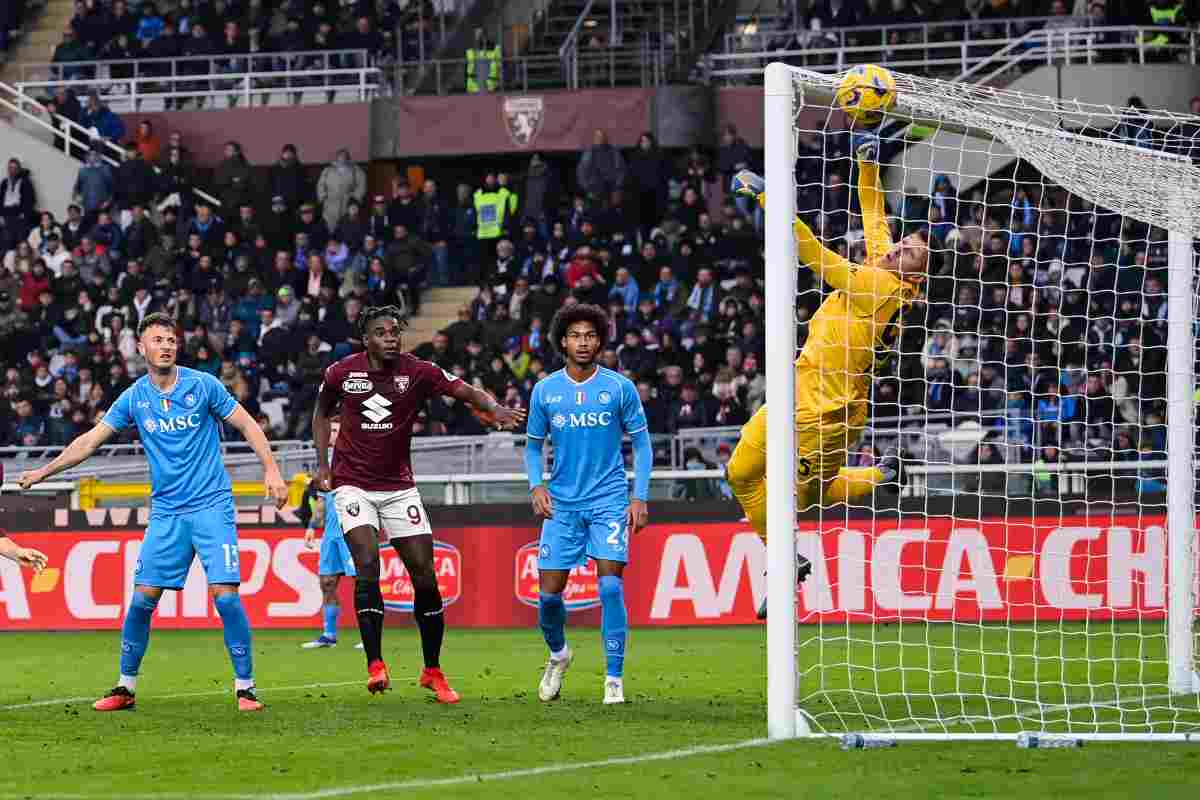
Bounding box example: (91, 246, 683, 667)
(474, 173, 510, 285)
(1141, 1, 1186, 58)
(466, 33, 500, 93)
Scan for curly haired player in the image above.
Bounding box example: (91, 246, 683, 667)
(313, 305, 525, 702)
(728, 136, 928, 617)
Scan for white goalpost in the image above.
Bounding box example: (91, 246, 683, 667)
(763, 62, 1200, 741)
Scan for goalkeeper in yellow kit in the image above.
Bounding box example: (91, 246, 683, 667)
(727, 137, 928, 616)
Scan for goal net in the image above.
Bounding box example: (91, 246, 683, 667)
(763, 62, 1200, 741)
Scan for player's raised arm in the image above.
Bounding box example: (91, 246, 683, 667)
(225, 405, 288, 509)
(730, 168, 857, 289)
(0, 532, 48, 573)
(17, 421, 117, 489)
(620, 378, 652, 533)
(853, 133, 893, 263)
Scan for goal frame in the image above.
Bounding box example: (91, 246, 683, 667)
(762, 62, 1200, 742)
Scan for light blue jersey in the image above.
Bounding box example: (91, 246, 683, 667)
(102, 367, 238, 514)
(526, 367, 648, 512)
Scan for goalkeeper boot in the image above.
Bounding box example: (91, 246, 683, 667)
(730, 169, 765, 204)
(756, 555, 813, 620)
(367, 659, 391, 694)
(419, 667, 461, 704)
(93, 686, 136, 712)
(603, 677, 625, 705)
(877, 448, 907, 490)
(236, 688, 265, 712)
(538, 646, 574, 702)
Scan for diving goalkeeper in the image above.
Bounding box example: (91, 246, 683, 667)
(726, 138, 928, 603)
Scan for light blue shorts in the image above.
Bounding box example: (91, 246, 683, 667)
(318, 531, 357, 577)
(538, 504, 629, 570)
(136, 500, 239, 589)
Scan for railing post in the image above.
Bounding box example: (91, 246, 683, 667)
(130, 77, 137, 109)
(243, 73, 251, 106)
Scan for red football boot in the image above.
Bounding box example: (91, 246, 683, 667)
(419, 667, 461, 704)
(237, 688, 265, 711)
(93, 686, 136, 712)
(367, 659, 391, 694)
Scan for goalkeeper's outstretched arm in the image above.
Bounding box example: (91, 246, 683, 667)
(853, 134, 893, 263)
(730, 169, 857, 290)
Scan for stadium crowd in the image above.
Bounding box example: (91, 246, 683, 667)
(0, 1, 1193, 500)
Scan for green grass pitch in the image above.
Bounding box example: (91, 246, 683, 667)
(2, 626, 1199, 799)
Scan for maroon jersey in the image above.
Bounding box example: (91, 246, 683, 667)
(319, 352, 461, 491)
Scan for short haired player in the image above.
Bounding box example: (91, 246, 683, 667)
(313, 305, 525, 702)
(525, 303, 653, 705)
(727, 136, 928, 618)
(299, 416, 363, 650)
(19, 312, 288, 710)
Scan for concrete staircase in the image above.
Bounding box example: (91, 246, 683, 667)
(1, 0, 73, 88)
(405, 286, 479, 349)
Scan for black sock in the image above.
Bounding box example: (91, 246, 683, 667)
(354, 579, 385, 664)
(413, 584, 445, 669)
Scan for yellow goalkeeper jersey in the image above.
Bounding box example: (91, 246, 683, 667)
(792, 160, 919, 416)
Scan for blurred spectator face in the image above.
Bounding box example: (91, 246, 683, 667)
(432, 333, 449, 353)
(423, 179, 437, 197)
(696, 268, 714, 287)
(393, 225, 408, 240)
(197, 204, 212, 223)
(369, 257, 385, 275)
(260, 308, 274, 327)
(278, 287, 294, 306)
(615, 268, 631, 286)
(593, 129, 607, 146)
(308, 253, 324, 272)
(273, 252, 290, 272)
(743, 355, 758, 376)
(698, 213, 711, 231)
(6, 159, 19, 179)
(623, 330, 639, 349)
(682, 188, 699, 207)
(497, 240, 514, 258)
(514, 277, 529, 294)
(726, 347, 743, 371)
(601, 349, 618, 369)
(664, 366, 683, 386)
(552, 222, 566, 239)
(295, 232, 309, 249)
(484, 173, 497, 189)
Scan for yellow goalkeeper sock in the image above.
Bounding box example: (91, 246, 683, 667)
(822, 466, 885, 505)
(726, 439, 768, 543)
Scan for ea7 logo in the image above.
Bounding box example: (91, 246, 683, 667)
(342, 378, 372, 394)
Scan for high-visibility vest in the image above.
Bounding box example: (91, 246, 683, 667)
(497, 186, 518, 220)
(465, 46, 500, 93)
(474, 188, 506, 239)
(1144, 3, 1183, 47)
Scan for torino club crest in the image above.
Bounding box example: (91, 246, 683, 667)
(502, 96, 545, 148)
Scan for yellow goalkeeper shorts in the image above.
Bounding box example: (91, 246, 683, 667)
(737, 401, 869, 499)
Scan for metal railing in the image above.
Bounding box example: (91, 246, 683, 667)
(394, 42, 666, 94)
(18, 49, 374, 84)
(704, 24, 1200, 84)
(722, 14, 1066, 56)
(15, 67, 384, 113)
(0, 80, 222, 207)
(559, 0, 598, 90)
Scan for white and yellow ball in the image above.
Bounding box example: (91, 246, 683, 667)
(835, 64, 897, 127)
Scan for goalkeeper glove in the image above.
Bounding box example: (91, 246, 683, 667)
(730, 169, 765, 203)
(852, 131, 880, 163)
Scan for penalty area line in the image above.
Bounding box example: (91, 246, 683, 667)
(0, 680, 363, 711)
(0, 738, 776, 800)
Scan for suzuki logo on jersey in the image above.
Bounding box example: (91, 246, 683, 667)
(143, 413, 202, 434)
(361, 393, 393, 429)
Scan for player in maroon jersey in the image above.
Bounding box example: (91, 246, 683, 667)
(313, 305, 525, 702)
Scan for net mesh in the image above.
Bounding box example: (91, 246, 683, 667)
(781, 65, 1200, 736)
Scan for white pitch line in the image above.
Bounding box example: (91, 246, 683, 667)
(1, 680, 363, 711)
(0, 738, 776, 800)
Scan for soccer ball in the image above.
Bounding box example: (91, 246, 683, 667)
(835, 64, 897, 128)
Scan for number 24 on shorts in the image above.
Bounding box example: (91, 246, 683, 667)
(606, 521, 628, 552)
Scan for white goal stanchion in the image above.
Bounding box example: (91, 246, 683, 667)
(763, 62, 1200, 741)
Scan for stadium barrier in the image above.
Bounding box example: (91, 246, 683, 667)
(0, 502, 1188, 631)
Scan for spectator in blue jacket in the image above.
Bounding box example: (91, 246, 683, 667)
(73, 149, 115, 222)
(79, 93, 126, 144)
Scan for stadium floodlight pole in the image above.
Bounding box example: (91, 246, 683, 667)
(763, 61, 802, 740)
(1166, 205, 1200, 696)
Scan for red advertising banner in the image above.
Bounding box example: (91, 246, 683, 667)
(0, 515, 1190, 630)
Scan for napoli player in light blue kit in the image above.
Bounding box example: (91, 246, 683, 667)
(525, 303, 652, 705)
(18, 312, 289, 712)
(300, 416, 360, 649)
